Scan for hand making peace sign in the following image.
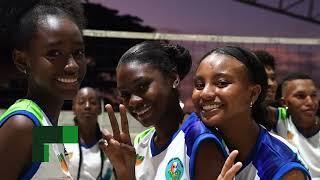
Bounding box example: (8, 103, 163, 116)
(100, 104, 136, 180)
(217, 150, 243, 180)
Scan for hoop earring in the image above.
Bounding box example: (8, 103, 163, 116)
(172, 79, 180, 89)
(250, 101, 253, 108)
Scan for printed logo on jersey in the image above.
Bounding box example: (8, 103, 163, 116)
(136, 154, 144, 166)
(165, 157, 184, 180)
(287, 130, 294, 140)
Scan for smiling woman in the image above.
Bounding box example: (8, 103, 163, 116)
(99, 41, 228, 180)
(0, 0, 86, 179)
(192, 46, 311, 179)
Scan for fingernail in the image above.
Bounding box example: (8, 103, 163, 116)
(99, 139, 108, 146)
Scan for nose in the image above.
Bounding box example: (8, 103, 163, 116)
(200, 84, 216, 100)
(305, 95, 315, 107)
(64, 55, 79, 73)
(128, 94, 143, 108)
(267, 78, 273, 86)
(84, 101, 91, 110)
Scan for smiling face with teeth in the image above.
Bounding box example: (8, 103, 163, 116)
(22, 15, 86, 100)
(117, 62, 175, 127)
(192, 53, 259, 129)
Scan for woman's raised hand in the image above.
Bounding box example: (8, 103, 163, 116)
(100, 104, 136, 180)
(217, 150, 242, 180)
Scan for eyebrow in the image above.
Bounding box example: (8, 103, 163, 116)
(211, 72, 233, 79)
(132, 77, 150, 85)
(46, 40, 84, 47)
(118, 77, 149, 90)
(293, 90, 317, 94)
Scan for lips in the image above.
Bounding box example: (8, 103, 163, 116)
(302, 108, 316, 116)
(202, 104, 222, 110)
(132, 104, 152, 120)
(199, 96, 223, 120)
(82, 112, 95, 117)
(56, 77, 78, 83)
(201, 103, 223, 116)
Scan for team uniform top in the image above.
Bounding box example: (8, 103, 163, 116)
(232, 126, 311, 180)
(65, 141, 113, 180)
(134, 112, 227, 180)
(275, 107, 320, 179)
(0, 99, 72, 179)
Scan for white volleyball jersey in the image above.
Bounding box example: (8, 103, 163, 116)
(233, 126, 311, 180)
(64, 142, 113, 180)
(0, 99, 72, 179)
(134, 113, 227, 180)
(275, 107, 320, 179)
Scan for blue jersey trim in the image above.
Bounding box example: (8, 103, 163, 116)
(273, 162, 311, 180)
(150, 129, 178, 156)
(237, 127, 311, 179)
(80, 129, 102, 149)
(189, 133, 227, 180)
(19, 162, 41, 180)
(150, 113, 198, 157)
(0, 110, 42, 179)
(0, 110, 41, 127)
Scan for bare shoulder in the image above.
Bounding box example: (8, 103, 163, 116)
(0, 114, 35, 148)
(1, 115, 35, 133)
(0, 115, 35, 179)
(282, 169, 307, 180)
(194, 139, 225, 180)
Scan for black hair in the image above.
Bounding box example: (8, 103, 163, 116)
(118, 40, 192, 81)
(73, 87, 101, 104)
(201, 46, 272, 130)
(282, 72, 313, 83)
(276, 72, 315, 99)
(253, 50, 276, 70)
(0, 0, 86, 63)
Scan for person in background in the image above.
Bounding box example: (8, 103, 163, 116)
(0, 0, 87, 179)
(269, 72, 319, 178)
(65, 87, 113, 180)
(192, 46, 311, 179)
(254, 50, 278, 107)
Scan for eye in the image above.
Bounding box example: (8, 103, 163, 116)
(216, 79, 230, 88)
(90, 100, 98, 105)
(270, 76, 276, 81)
(194, 79, 205, 90)
(119, 91, 131, 100)
(46, 50, 63, 60)
(73, 48, 85, 60)
(77, 100, 85, 105)
(295, 93, 306, 99)
(136, 82, 149, 93)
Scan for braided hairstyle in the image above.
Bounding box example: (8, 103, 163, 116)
(0, 0, 86, 64)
